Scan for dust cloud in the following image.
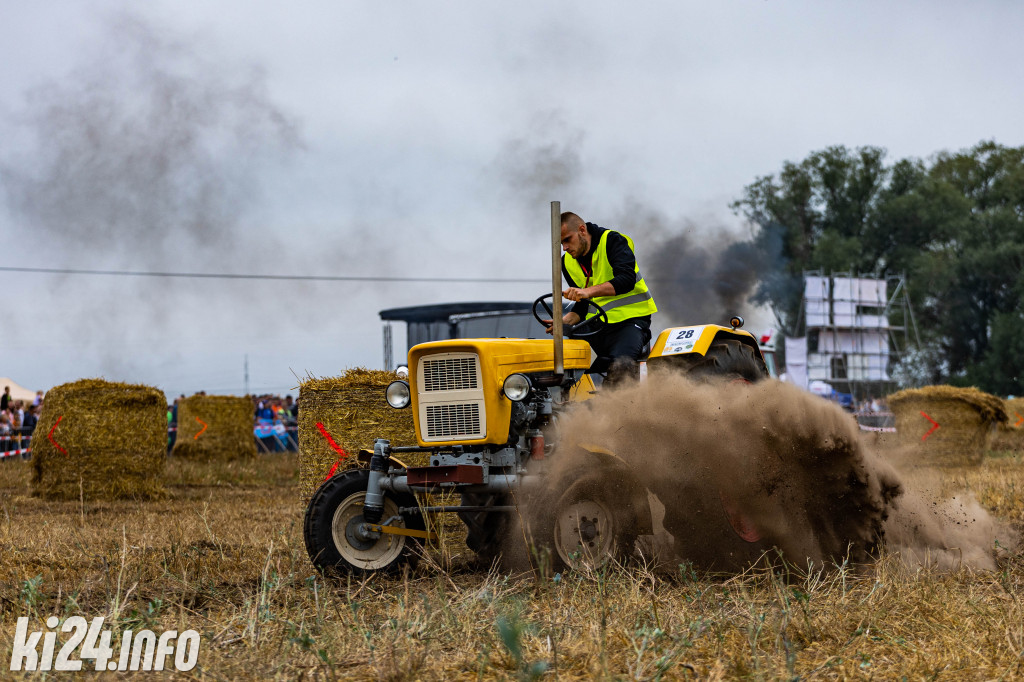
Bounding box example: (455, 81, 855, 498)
(539, 375, 1015, 573)
(878, 463, 1015, 571)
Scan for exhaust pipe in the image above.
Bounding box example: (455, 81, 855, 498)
(550, 201, 564, 390)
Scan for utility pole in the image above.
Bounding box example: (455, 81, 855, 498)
(244, 354, 250, 395)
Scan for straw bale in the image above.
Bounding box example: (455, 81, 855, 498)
(298, 369, 417, 504)
(887, 385, 1007, 465)
(31, 378, 166, 500)
(991, 397, 1024, 452)
(171, 395, 257, 461)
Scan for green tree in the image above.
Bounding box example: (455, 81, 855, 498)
(916, 142, 1024, 382)
(733, 141, 1024, 395)
(731, 145, 894, 335)
(961, 311, 1024, 396)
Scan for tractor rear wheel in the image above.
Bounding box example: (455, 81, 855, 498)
(304, 468, 424, 575)
(687, 339, 767, 382)
(529, 472, 640, 572)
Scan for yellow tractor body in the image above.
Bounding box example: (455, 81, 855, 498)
(407, 337, 591, 446)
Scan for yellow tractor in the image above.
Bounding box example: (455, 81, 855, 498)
(304, 203, 773, 573)
(303, 291, 770, 574)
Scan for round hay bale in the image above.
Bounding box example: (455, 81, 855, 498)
(887, 385, 1007, 465)
(298, 369, 416, 505)
(171, 394, 258, 461)
(31, 378, 166, 500)
(991, 397, 1024, 453)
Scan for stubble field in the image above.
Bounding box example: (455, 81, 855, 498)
(1, 450, 1023, 680)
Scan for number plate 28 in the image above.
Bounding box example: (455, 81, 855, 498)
(659, 326, 706, 355)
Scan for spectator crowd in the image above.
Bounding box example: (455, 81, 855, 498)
(1, 386, 44, 457)
(253, 394, 299, 452)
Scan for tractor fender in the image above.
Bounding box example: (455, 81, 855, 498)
(647, 326, 769, 377)
(648, 325, 762, 360)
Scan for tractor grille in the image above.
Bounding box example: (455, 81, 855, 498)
(425, 403, 481, 439)
(417, 352, 485, 441)
(422, 356, 479, 392)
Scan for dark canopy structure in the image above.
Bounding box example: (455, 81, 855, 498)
(379, 302, 541, 366)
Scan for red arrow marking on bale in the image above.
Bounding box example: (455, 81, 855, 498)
(920, 411, 940, 441)
(1015, 412, 1023, 428)
(48, 415, 68, 456)
(316, 422, 350, 480)
(193, 416, 209, 440)
(316, 422, 347, 456)
(324, 460, 344, 481)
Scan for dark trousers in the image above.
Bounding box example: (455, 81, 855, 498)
(586, 316, 652, 385)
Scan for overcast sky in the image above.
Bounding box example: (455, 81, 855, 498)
(2, 1, 1022, 400)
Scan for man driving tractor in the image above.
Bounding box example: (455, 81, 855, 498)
(545, 211, 658, 385)
(302, 206, 786, 576)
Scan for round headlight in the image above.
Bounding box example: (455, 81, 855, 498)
(503, 374, 532, 402)
(385, 381, 411, 409)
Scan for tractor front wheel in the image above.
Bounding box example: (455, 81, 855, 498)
(304, 468, 424, 575)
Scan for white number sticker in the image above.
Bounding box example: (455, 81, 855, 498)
(660, 326, 706, 355)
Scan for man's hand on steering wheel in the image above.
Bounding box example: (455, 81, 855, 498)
(532, 293, 609, 339)
(562, 287, 588, 302)
(544, 311, 580, 335)
(564, 281, 616, 302)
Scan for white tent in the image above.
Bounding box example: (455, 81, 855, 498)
(783, 337, 808, 389)
(0, 377, 40, 404)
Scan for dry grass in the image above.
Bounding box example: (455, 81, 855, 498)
(2, 451, 1023, 680)
(888, 386, 1008, 423)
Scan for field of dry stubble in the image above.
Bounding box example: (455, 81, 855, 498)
(1, 450, 1023, 680)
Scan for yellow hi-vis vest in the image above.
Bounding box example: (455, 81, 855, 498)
(563, 229, 657, 324)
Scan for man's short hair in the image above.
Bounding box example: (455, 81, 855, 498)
(560, 212, 585, 230)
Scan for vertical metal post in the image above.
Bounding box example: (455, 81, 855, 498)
(551, 201, 564, 377)
(383, 323, 393, 370)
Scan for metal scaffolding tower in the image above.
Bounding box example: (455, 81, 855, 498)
(787, 272, 919, 400)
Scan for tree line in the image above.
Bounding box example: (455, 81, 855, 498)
(730, 140, 1024, 396)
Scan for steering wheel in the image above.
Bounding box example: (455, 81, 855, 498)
(532, 293, 609, 339)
